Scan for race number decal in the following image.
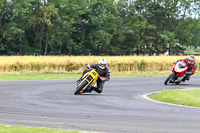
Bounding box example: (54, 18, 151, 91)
(92, 72, 97, 76)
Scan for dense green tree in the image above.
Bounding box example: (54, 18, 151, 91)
(80, 0, 117, 55)
(111, 0, 146, 55)
(0, 0, 200, 55)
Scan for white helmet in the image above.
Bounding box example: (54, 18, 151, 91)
(98, 58, 107, 69)
(189, 55, 195, 64)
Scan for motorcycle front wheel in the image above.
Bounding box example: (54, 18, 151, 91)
(74, 81, 88, 95)
(164, 72, 176, 85)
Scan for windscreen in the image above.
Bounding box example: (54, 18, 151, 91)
(178, 61, 187, 69)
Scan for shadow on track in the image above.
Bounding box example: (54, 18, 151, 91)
(164, 83, 200, 88)
(74, 93, 101, 96)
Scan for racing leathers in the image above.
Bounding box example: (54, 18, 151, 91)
(79, 63, 110, 93)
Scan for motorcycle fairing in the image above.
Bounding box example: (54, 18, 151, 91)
(82, 69, 99, 86)
(174, 61, 188, 77)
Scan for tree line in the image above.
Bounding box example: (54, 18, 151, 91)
(0, 0, 200, 56)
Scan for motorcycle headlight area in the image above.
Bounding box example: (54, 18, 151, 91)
(86, 75, 93, 81)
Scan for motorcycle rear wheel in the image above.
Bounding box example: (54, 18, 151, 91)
(164, 72, 176, 85)
(74, 81, 88, 95)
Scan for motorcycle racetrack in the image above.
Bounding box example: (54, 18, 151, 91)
(0, 76, 200, 133)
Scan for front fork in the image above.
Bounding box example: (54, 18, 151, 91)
(171, 71, 186, 82)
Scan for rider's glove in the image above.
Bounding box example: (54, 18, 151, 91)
(86, 64, 91, 69)
(102, 77, 106, 80)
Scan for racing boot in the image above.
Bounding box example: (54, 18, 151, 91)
(89, 87, 94, 93)
(182, 78, 186, 82)
(185, 75, 190, 81)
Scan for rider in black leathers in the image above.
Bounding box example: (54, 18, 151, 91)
(77, 58, 110, 93)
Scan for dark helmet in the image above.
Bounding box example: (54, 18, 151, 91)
(189, 55, 195, 64)
(98, 58, 107, 69)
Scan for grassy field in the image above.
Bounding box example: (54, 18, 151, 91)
(0, 73, 81, 81)
(0, 72, 172, 81)
(0, 125, 85, 133)
(150, 89, 200, 107)
(0, 56, 199, 73)
(0, 72, 199, 81)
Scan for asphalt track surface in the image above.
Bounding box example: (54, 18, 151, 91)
(0, 76, 200, 133)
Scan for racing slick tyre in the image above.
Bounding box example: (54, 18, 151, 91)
(164, 72, 176, 85)
(74, 81, 88, 95)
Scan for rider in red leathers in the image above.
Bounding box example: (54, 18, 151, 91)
(174, 55, 197, 81)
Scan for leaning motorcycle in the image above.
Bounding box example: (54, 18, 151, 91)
(164, 61, 188, 85)
(74, 68, 105, 95)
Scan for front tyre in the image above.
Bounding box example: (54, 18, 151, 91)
(164, 72, 176, 85)
(74, 81, 88, 95)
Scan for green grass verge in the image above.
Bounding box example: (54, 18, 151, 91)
(0, 72, 170, 81)
(111, 73, 168, 77)
(150, 89, 200, 107)
(0, 73, 82, 81)
(0, 125, 87, 133)
(0, 72, 199, 81)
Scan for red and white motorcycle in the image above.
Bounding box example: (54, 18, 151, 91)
(164, 61, 188, 85)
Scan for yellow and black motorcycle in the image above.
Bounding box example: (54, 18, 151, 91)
(74, 69, 102, 95)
